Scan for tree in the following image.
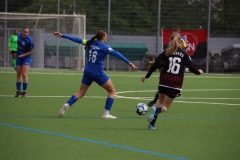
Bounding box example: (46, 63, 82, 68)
(1, 0, 239, 37)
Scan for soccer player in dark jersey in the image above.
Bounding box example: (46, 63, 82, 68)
(141, 32, 204, 130)
(15, 27, 34, 97)
(147, 26, 188, 107)
(53, 30, 137, 119)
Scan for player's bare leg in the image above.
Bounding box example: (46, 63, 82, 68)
(101, 79, 116, 119)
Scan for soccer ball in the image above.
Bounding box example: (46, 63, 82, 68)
(136, 103, 148, 115)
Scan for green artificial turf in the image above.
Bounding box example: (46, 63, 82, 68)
(0, 69, 240, 160)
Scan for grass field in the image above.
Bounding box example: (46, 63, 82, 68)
(0, 68, 240, 160)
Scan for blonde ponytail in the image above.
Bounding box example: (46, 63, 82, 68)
(165, 32, 181, 56)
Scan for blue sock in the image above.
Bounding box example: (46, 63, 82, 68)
(23, 83, 28, 92)
(105, 97, 114, 111)
(16, 82, 21, 91)
(67, 95, 78, 107)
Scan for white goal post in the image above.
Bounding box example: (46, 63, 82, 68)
(0, 12, 86, 70)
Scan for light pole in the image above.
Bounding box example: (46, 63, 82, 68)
(4, 0, 8, 67)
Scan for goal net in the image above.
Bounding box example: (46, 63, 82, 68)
(0, 12, 86, 70)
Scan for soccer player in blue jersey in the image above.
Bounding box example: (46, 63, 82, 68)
(15, 27, 34, 97)
(141, 32, 204, 130)
(53, 30, 137, 119)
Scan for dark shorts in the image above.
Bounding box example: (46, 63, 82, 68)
(82, 69, 109, 86)
(11, 51, 17, 54)
(158, 86, 180, 99)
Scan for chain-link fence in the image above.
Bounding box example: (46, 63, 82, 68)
(0, 0, 240, 73)
(0, 13, 86, 70)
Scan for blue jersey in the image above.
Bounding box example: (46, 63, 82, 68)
(86, 40, 130, 73)
(62, 34, 130, 73)
(61, 34, 130, 85)
(17, 32, 34, 57)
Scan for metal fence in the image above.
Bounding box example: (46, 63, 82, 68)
(0, 13, 86, 70)
(0, 0, 240, 73)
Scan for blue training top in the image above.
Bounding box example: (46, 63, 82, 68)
(62, 34, 130, 73)
(17, 32, 34, 57)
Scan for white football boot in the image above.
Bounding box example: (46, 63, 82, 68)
(59, 103, 69, 118)
(102, 114, 117, 119)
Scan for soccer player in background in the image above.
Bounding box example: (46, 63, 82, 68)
(141, 32, 204, 130)
(172, 26, 187, 42)
(8, 29, 18, 70)
(15, 27, 34, 97)
(53, 30, 137, 119)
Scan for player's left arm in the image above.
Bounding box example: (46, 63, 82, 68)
(110, 50, 130, 64)
(110, 50, 137, 69)
(18, 49, 34, 58)
(185, 54, 203, 75)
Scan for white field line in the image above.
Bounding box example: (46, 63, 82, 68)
(0, 96, 239, 107)
(0, 95, 239, 100)
(115, 89, 240, 106)
(114, 96, 240, 106)
(0, 95, 106, 98)
(1, 70, 240, 78)
(116, 89, 240, 94)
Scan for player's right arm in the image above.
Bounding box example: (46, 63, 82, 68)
(184, 53, 203, 75)
(53, 32, 87, 46)
(145, 53, 168, 78)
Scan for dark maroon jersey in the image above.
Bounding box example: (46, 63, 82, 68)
(159, 72, 184, 90)
(145, 48, 201, 90)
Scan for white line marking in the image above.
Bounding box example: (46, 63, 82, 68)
(116, 89, 240, 94)
(115, 89, 240, 106)
(1, 95, 239, 100)
(173, 100, 240, 106)
(1, 70, 240, 78)
(0, 95, 106, 98)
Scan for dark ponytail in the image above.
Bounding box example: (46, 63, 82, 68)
(84, 35, 96, 49)
(84, 30, 106, 49)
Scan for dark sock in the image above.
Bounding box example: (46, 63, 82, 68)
(156, 106, 164, 113)
(150, 115, 158, 125)
(150, 106, 164, 125)
(153, 91, 159, 102)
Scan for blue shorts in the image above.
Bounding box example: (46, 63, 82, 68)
(16, 56, 32, 66)
(82, 69, 109, 86)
